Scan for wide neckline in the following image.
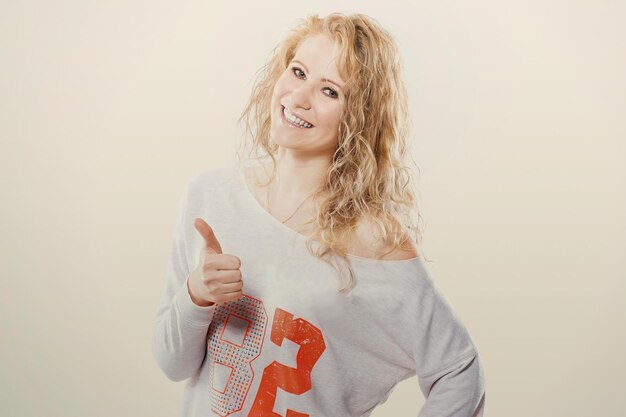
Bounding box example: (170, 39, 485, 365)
(235, 164, 422, 265)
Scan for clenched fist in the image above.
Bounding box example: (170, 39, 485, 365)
(186, 218, 244, 307)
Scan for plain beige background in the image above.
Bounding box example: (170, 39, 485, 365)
(1, 1, 624, 416)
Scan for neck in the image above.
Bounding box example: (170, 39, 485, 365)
(270, 149, 332, 202)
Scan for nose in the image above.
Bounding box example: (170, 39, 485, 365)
(288, 82, 313, 111)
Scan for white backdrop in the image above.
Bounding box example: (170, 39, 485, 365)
(1, 1, 624, 416)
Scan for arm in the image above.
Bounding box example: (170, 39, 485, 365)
(413, 282, 486, 417)
(151, 180, 216, 382)
(417, 349, 486, 417)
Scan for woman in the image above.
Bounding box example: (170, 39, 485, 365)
(153, 12, 486, 417)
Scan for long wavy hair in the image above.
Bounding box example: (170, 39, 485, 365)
(236, 12, 424, 293)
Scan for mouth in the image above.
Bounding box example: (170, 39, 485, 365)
(280, 105, 314, 129)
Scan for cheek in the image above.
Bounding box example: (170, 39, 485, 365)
(271, 77, 286, 103)
(318, 105, 342, 129)
(273, 72, 294, 95)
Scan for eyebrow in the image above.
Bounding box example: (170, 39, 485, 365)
(291, 59, 344, 90)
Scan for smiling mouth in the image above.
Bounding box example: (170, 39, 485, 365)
(281, 105, 314, 129)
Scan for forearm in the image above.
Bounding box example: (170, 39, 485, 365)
(418, 352, 486, 417)
(152, 278, 216, 382)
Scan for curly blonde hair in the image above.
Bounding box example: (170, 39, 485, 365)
(236, 12, 424, 293)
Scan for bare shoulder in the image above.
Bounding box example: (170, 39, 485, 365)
(349, 216, 419, 260)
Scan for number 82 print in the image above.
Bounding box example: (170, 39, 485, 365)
(206, 295, 326, 417)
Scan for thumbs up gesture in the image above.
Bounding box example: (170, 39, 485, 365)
(186, 218, 244, 307)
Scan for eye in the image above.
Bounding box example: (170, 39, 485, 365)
(323, 87, 338, 98)
(291, 67, 305, 79)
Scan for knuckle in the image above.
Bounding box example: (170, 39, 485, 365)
(205, 281, 217, 293)
(201, 273, 212, 285)
(203, 259, 216, 271)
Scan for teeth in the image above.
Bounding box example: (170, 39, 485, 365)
(283, 106, 312, 128)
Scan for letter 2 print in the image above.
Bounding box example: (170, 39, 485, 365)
(206, 295, 326, 416)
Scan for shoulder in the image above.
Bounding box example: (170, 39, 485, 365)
(349, 215, 419, 261)
(189, 163, 239, 190)
(193, 162, 237, 182)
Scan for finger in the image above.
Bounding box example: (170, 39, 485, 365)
(208, 269, 243, 283)
(194, 217, 223, 255)
(216, 280, 244, 294)
(203, 255, 242, 272)
(216, 291, 243, 304)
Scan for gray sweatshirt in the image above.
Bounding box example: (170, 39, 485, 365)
(152, 162, 486, 417)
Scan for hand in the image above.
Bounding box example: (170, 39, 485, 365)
(186, 218, 244, 307)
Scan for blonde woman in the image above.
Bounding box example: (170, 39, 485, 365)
(153, 12, 485, 417)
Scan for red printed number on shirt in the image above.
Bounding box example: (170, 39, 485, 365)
(207, 296, 268, 416)
(248, 308, 326, 417)
(207, 296, 326, 417)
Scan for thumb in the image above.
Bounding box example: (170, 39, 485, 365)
(194, 217, 223, 255)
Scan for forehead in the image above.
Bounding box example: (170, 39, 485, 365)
(293, 34, 344, 79)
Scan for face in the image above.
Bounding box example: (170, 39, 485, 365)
(270, 33, 345, 156)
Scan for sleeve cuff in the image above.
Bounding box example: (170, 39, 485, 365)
(173, 277, 216, 326)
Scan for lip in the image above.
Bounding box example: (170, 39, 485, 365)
(280, 105, 314, 129)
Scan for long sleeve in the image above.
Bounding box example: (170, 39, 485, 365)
(151, 179, 216, 382)
(413, 281, 486, 417)
(417, 350, 486, 417)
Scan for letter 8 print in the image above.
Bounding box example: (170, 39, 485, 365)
(206, 295, 326, 417)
